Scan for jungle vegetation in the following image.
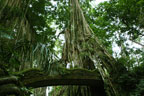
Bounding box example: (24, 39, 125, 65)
(0, 0, 144, 96)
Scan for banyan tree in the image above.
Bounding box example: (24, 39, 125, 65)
(0, 0, 144, 96)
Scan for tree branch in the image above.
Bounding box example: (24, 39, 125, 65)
(129, 39, 144, 47)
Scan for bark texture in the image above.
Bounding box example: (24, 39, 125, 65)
(18, 68, 103, 88)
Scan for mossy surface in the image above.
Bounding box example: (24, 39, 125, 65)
(14, 68, 102, 88)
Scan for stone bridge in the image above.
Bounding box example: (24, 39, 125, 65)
(0, 68, 106, 95)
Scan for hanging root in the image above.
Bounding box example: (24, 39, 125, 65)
(63, 0, 119, 95)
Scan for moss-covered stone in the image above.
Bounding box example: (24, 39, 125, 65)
(0, 84, 20, 95)
(15, 68, 102, 88)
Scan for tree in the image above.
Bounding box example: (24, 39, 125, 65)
(0, 0, 144, 96)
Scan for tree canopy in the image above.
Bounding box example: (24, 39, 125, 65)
(0, 0, 144, 96)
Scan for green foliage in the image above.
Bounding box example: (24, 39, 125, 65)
(107, 0, 144, 37)
(131, 79, 144, 96)
(0, 0, 57, 72)
(0, 0, 144, 95)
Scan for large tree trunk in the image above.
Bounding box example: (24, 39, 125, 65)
(62, 0, 123, 95)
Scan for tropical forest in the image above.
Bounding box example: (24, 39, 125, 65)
(0, 0, 144, 96)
